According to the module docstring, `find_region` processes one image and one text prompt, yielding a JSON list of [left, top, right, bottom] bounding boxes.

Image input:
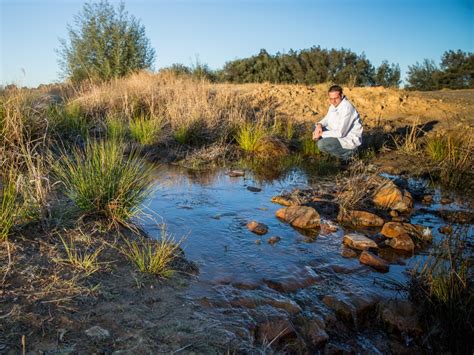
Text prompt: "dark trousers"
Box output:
[[317, 137, 355, 160]]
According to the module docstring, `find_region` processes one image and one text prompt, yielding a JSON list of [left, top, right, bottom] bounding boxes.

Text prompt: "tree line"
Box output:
[[57, 1, 473, 91]]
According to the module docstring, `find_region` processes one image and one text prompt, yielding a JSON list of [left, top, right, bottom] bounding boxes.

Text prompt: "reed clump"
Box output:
[[119, 226, 180, 277], [406, 228, 473, 353], [53, 139, 152, 224]]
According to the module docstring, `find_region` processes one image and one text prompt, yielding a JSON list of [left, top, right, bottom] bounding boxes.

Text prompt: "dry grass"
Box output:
[[392, 118, 424, 154], [336, 159, 382, 211]]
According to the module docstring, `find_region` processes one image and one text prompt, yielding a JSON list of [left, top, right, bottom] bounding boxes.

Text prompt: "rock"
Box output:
[[359, 251, 389, 272], [247, 221, 269, 235], [228, 170, 245, 177], [300, 316, 329, 348], [267, 236, 281, 245], [438, 225, 453, 234], [343, 233, 378, 250], [247, 186, 262, 192], [85, 326, 110, 340], [391, 216, 409, 222], [440, 197, 453, 205], [422, 195, 433, 204], [337, 210, 384, 227], [323, 293, 380, 327], [341, 247, 358, 258], [390, 210, 398, 217], [271, 195, 297, 206], [373, 181, 413, 213], [255, 239, 262, 245], [320, 221, 339, 234], [381, 222, 432, 244], [256, 317, 295, 343], [263, 267, 320, 293], [276, 206, 320, 229], [380, 299, 422, 335], [385, 233, 415, 252]]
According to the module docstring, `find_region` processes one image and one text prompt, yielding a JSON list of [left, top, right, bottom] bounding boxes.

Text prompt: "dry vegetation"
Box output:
[[1, 70, 473, 352]]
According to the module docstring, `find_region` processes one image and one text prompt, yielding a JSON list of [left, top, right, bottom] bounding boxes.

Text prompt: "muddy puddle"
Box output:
[[141, 163, 473, 352]]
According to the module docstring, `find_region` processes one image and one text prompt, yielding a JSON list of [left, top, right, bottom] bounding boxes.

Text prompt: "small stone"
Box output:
[[228, 170, 245, 177], [255, 239, 262, 245], [341, 247, 358, 258], [267, 236, 281, 245], [390, 210, 398, 217], [247, 221, 269, 235], [343, 233, 378, 250], [320, 221, 339, 234], [247, 186, 262, 192], [271, 195, 297, 206], [359, 250, 389, 272], [440, 197, 453, 205], [438, 225, 453, 234], [422, 195, 433, 204], [85, 326, 110, 340]]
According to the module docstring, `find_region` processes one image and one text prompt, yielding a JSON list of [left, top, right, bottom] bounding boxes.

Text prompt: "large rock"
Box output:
[[271, 195, 297, 206], [381, 222, 432, 244], [247, 221, 269, 235], [337, 210, 384, 227], [373, 181, 413, 213], [380, 299, 422, 335], [276, 206, 320, 229], [359, 250, 389, 272], [300, 316, 329, 348], [323, 293, 380, 327], [343, 233, 378, 250], [385, 233, 415, 252], [256, 316, 295, 343]]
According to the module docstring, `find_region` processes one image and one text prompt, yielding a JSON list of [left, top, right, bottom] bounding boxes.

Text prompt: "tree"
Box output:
[[438, 50, 474, 89], [406, 59, 441, 91], [58, 1, 156, 83], [374, 61, 401, 88]]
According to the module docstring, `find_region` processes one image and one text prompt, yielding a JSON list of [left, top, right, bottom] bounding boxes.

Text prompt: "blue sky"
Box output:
[[1, 0, 473, 87]]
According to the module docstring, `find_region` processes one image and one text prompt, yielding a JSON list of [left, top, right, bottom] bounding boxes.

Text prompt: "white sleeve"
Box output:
[[317, 112, 329, 127], [321, 105, 354, 139]]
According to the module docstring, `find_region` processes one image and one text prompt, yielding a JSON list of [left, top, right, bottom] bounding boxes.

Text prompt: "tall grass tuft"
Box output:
[[300, 134, 320, 156], [119, 226, 180, 277], [53, 139, 152, 224], [49, 103, 89, 140], [55, 234, 103, 276], [406, 228, 473, 353], [426, 134, 472, 189], [235, 121, 267, 153], [129, 114, 163, 145], [0, 174, 17, 241], [392, 118, 423, 154], [106, 115, 128, 141]]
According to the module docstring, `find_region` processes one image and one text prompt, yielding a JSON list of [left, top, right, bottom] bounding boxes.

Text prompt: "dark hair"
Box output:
[[328, 85, 343, 95]]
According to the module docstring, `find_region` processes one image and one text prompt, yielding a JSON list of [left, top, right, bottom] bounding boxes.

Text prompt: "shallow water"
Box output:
[[140, 163, 473, 349], [143, 165, 471, 291]]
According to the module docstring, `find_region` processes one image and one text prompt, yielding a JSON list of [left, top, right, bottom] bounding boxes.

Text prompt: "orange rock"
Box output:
[[386, 233, 415, 252], [337, 210, 384, 227], [373, 181, 413, 213], [247, 221, 269, 235], [275, 206, 320, 229], [381, 222, 431, 243], [343, 233, 378, 250]]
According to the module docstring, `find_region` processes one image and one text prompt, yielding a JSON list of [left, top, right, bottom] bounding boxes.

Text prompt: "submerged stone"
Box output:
[[359, 250, 389, 273]]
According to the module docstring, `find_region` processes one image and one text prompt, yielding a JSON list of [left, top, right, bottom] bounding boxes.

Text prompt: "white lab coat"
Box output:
[[318, 96, 363, 149]]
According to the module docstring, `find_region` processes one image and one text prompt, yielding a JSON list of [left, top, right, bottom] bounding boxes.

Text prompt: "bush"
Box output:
[[54, 139, 152, 223], [58, 1, 155, 83]]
